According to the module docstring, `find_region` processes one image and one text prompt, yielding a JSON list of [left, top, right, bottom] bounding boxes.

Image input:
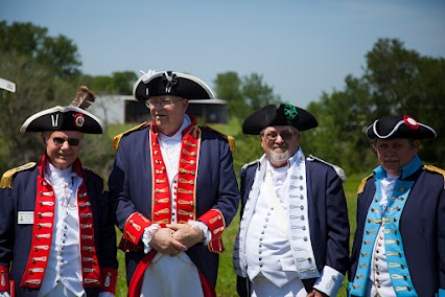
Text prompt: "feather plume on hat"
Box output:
[[71, 85, 95, 109]]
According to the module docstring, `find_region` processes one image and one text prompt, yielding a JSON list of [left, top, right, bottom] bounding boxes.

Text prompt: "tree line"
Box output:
[[1, 21, 444, 177]]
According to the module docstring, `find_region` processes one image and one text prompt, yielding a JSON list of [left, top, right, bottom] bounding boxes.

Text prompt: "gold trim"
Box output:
[[1, 162, 36, 189], [357, 173, 373, 194], [112, 121, 149, 150], [423, 164, 445, 177]]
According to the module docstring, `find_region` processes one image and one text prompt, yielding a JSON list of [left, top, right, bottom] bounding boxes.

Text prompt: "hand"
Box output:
[[167, 223, 204, 249], [149, 227, 186, 255], [307, 289, 328, 297]]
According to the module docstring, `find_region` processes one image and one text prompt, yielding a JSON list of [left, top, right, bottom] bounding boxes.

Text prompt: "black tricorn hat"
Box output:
[[133, 70, 215, 101], [242, 103, 318, 135], [20, 106, 103, 134], [366, 115, 436, 139]]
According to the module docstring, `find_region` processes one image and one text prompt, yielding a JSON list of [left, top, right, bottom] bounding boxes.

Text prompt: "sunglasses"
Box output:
[[51, 137, 81, 146]]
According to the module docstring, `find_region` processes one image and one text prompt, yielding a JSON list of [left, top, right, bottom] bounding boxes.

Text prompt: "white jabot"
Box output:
[[39, 163, 84, 297], [244, 150, 307, 295], [141, 115, 205, 297], [367, 174, 398, 297], [158, 114, 191, 197], [235, 148, 344, 296]]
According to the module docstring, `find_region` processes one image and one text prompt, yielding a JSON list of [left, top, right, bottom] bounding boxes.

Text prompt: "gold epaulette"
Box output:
[[112, 121, 150, 151], [423, 164, 445, 177], [0, 162, 37, 189], [357, 173, 373, 194], [203, 126, 235, 152]]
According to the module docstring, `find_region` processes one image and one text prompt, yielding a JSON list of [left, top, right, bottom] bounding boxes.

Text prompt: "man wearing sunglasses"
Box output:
[[0, 87, 117, 297], [233, 104, 350, 297]]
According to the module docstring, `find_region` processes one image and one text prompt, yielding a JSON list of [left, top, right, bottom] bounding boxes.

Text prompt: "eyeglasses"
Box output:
[[51, 137, 81, 146], [147, 97, 184, 107], [261, 130, 297, 142]]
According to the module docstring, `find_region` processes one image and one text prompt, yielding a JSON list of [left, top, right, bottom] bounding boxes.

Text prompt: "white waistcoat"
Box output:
[[141, 115, 204, 297], [366, 176, 397, 297], [234, 149, 319, 283], [39, 164, 84, 297], [246, 165, 303, 288]]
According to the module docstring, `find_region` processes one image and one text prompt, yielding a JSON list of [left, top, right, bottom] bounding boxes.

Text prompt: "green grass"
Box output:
[[114, 174, 364, 297]]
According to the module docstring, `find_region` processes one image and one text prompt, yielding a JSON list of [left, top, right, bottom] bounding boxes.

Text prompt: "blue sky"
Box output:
[[2, 0, 445, 107]]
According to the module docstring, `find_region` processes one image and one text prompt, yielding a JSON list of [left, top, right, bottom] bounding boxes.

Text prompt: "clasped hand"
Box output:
[[149, 224, 204, 256]]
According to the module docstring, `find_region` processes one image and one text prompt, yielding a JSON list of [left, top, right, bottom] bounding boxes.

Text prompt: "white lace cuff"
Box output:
[[142, 224, 160, 254], [187, 220, 212, 245], [313, 265, 344, 296]]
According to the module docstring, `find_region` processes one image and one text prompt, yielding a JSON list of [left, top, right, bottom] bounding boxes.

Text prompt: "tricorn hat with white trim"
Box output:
[[242, 103, 318, 135], [133, 70, 215, 101], [20, 86, 103, 134], [366, 115, 436, 139]]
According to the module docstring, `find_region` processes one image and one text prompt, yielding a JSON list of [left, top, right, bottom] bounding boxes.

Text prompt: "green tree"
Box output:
[[0, 52, 75, 173], [0, 21, 81, 78], [214, 71, 249, 118], [304, 38, 445, 173], [242, 73, 281, 110], [78, 71, 137, 95], [214, 71, 281, 119]]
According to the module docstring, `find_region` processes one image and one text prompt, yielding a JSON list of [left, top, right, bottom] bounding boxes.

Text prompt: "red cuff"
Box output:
[[198, 209, 226, 239], [198, 209, 226, 253], [101, 267, 117, 294], [0, 264, 9, 292], [123, 212, 152, 246]]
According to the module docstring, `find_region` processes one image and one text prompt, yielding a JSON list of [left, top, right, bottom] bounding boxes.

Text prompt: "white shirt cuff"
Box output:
[[142, 224, 160, 254], [313, 265, 344, 296], [187, 220, 212, 245]]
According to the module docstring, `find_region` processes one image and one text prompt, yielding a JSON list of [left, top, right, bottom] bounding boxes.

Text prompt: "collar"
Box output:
[[158, 114, 191, 143], [374, 154, 422, 180], [45, 162, 77, 186]]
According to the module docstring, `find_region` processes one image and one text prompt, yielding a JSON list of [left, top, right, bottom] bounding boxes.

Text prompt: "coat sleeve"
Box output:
[[438, 185, 445, 296], [108, 140, 152, 250], [198, 139, 240, 251], [95, 189, 118, 294], [313, 168, 350, 296], [235, 165, 251, 297], [0, 187, 13, 293]]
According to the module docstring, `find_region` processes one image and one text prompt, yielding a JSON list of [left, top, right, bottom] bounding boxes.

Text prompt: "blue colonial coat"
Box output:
[[349, 157, 445, 297], [108, 125, 240, 287], [0, 162, 118, 297], [235, 156, 350, 296]]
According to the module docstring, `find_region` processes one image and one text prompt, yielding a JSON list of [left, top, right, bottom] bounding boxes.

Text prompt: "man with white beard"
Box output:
[[233, 103, 350, 297]]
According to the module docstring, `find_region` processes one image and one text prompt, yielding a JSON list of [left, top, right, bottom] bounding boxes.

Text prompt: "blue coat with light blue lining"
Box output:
[[349, 155, 445, 297]]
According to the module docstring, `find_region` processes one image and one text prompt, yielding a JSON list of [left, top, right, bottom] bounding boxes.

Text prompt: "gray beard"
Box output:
[[268, 150, 291, 164]]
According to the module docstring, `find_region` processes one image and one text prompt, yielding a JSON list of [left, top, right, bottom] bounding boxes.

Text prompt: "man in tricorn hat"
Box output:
[[109, 70, 239, 297], [349, 115, 445, 297], [0, 87, 117, 297], [233, 103, 350, 297]]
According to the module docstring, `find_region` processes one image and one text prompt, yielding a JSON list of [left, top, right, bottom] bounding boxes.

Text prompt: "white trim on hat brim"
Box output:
[[133, 70, 215, 99], [20, 105, 104, 134], [370, 119, 437, 139]]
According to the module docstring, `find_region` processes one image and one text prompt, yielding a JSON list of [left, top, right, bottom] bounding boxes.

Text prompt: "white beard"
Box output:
[[268, 150, 291, 164]]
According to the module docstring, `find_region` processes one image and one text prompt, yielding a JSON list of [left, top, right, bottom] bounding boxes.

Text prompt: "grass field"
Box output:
[[114, 174, 364, 297]]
